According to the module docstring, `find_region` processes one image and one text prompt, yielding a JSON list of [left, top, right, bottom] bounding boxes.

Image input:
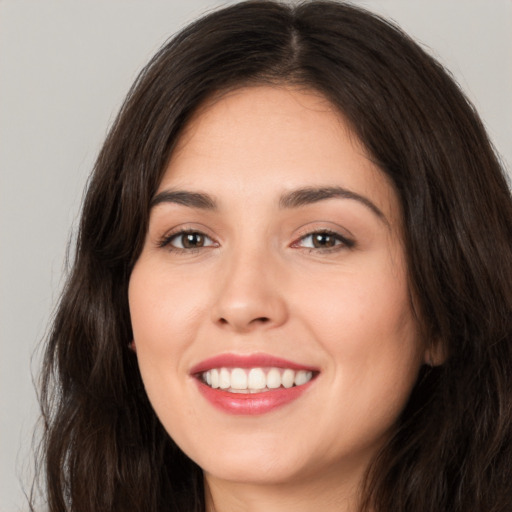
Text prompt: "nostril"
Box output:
[[217, 316, 270, 328], [251, 317, 270, 324]]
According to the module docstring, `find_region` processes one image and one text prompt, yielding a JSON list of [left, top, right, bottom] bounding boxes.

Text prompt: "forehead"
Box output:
[[172, 86, 351, 166], [160, 86, 400, 224]]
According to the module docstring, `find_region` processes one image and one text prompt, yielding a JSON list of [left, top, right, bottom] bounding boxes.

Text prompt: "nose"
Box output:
[[211, 246, 288, 333]]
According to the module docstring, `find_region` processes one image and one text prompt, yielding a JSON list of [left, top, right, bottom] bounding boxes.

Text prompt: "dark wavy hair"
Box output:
[[35, 1, 512, 511]]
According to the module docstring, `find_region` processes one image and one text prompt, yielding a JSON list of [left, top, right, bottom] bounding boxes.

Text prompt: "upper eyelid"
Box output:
[[292, 229, 355, 248], [292, 223, 355, 242], [156, 225, 355, 249], [159, 228, 216, 248], [158, 223, 215, 240]]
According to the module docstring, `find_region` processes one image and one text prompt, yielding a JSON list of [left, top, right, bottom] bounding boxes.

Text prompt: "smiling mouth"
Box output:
[[199, 367, 316, 393]]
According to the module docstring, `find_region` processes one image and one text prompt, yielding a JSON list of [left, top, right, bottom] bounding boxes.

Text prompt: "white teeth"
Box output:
[[248, 368, 266, 389], [201, 367, 314, 392], [219, 368, 230, 389], [210, 368, 219, 388], [295, 370, 312, 386], [230, 368, 247, 390], [282, 368, 295, 388], [266, 368, 281, 389]]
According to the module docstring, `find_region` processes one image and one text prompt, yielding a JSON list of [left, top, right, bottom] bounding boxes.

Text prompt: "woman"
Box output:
[[36, 1, 512, 511]]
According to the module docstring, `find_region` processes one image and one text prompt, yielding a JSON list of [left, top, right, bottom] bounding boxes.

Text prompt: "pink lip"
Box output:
[[190, 353, 319, 416], [190, 353, 318, 374], [195, 380, 314, 415]]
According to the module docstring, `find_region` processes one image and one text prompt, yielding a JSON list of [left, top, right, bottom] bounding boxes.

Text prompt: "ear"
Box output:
[[128, 340, 137, 353], [424, 339, 446, 367]]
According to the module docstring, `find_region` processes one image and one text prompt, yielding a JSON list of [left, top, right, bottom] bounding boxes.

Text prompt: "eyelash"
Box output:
[[291, 229, 355, 252], [158, 229, 217, 253], [158, 228, 355, 254]]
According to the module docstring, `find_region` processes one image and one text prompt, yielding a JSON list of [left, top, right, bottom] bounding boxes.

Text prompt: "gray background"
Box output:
[[1, 0, 510, 510]]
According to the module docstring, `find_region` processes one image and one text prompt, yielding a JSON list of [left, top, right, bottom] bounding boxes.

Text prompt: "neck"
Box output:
[[204, 461, 367, 512]]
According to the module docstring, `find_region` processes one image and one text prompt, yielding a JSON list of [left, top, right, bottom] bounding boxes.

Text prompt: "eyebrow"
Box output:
[[279, 186, 387, 223], [150, 190, 217, 210], [150, 185, 387, 224]]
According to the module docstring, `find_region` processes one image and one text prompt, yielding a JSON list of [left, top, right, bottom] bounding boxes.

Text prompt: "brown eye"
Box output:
[[181, 232, 206, 248], [163, 230, 216, 250], [294, 230, 355, 251], [311, 233, 337, 248]]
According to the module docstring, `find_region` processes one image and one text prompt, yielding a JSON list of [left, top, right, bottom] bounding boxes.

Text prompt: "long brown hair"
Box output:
[[36, 1, 512, 511]]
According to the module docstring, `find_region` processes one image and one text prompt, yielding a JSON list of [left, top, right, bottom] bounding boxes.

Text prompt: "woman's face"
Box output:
[[129, 86, 428, 488]]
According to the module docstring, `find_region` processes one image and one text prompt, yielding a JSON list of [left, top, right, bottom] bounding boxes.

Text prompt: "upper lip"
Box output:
[[190, 353, 319, 375]]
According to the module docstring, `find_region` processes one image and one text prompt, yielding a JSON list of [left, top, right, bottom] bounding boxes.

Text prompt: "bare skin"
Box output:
[[129, 86, 430, 512]]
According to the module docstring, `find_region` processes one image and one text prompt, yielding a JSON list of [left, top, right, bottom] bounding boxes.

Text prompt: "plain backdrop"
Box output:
[[1, 0, 511, 510]]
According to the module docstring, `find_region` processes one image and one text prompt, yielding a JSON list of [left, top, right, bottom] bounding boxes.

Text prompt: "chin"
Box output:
[[190, 441, 309, 485]]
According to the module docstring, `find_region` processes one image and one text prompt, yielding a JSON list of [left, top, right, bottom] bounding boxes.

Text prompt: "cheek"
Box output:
[[128, 262, 192, 414], [297, 250, 416, 348], [302, 283, 421, 453], [296, 252, 423, 403], [309, 285, 420, 379], [129, 259, 205, 355], [128, 263, 201, 428]]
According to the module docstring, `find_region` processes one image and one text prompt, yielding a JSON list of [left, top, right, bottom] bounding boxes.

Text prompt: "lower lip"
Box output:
[[195, 379, 314, 415]]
